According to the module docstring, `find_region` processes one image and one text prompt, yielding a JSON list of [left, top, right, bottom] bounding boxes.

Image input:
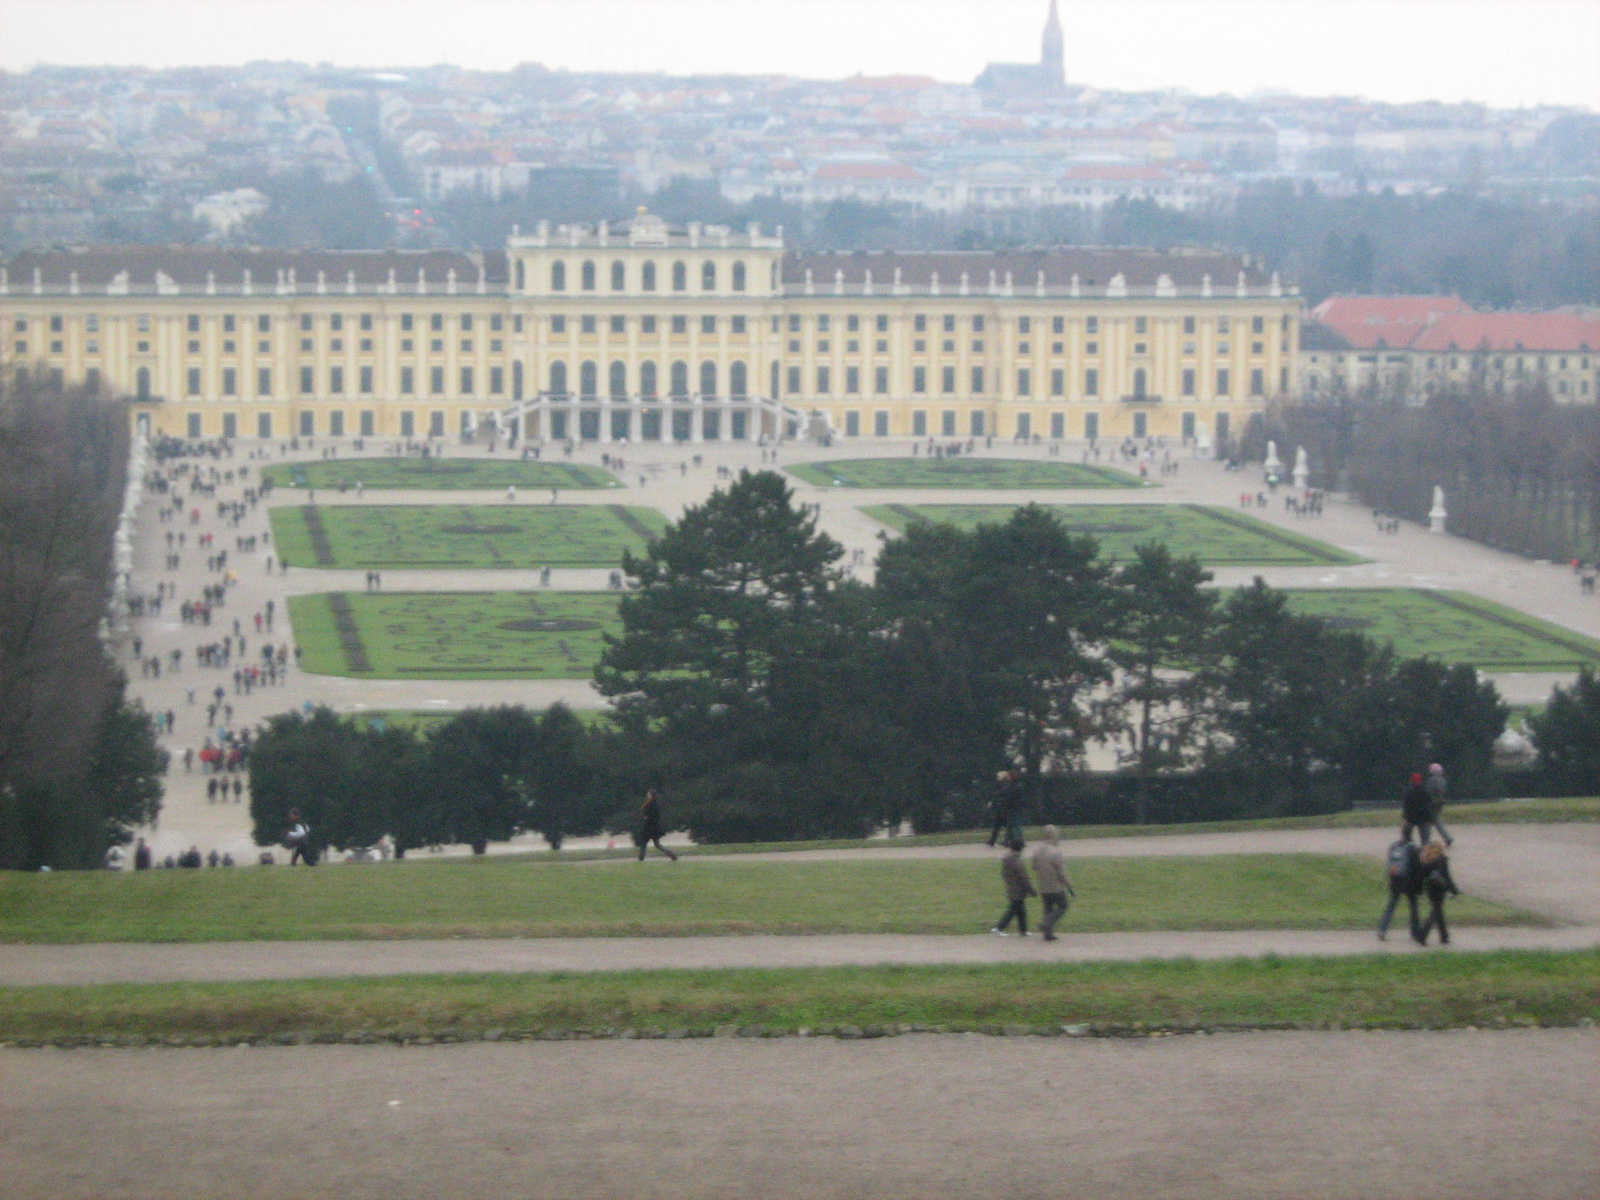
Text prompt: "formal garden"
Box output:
[[261, 458, 620, 492], [1282, 589, 1600, 672], [785, 457, 1143, 489], [286, 591, 620, 679], [269, 503, 668, 569], [866, 502, 1363, 566]]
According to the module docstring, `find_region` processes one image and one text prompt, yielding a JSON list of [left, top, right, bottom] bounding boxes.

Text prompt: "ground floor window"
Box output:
[[844, 411, 860, 437], [874, 410, 889, 437], [912, 410, 927, 436], [187, 412, 202, 438], [1084, 412, 1099, 440]]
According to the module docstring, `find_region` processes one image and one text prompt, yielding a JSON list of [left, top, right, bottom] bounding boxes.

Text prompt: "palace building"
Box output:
[[0, 213, 1299, 446]]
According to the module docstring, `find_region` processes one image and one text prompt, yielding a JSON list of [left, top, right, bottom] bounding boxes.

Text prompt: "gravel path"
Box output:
[[3, 825, 1595, 986], [4, 1030, 1596, 1200]]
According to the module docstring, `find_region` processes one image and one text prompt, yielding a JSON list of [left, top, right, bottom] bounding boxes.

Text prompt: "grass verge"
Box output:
[[502, 797, 1600, 864], [3, 950, 1594, 1044], [0, 854, 1541, 944]]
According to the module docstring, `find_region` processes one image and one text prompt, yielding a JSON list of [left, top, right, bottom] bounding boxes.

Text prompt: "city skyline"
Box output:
[[3, 0, 1598, 111]]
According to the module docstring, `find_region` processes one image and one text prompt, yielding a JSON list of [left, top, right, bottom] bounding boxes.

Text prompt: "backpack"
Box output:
[[1386, 841, 1416, 879]]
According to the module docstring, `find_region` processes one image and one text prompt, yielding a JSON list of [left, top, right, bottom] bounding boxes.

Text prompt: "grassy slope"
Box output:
[[0, 854, 1539, 944], [4, 951, 1595, 1042]]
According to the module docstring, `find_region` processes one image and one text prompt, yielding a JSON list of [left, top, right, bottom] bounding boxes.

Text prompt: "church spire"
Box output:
[[1042, 0, 1065, 89]]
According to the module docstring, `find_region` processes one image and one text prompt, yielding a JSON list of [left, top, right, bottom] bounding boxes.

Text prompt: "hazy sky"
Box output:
[[3, 0, 1597, 109]]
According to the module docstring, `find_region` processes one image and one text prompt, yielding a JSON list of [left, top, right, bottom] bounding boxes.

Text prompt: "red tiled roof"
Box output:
[[1308, 294, 1471, 349], [1410, 312, 1600, 353]]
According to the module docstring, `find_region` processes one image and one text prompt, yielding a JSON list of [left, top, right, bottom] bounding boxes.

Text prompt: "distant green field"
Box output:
[[269, 504, 668, 569], [262, 458, 619, 492], [867, 502, 1362, 566], [787, 458, 1142, 489], [1282, 588, 1600, 672], [288, 591, 620, 679]]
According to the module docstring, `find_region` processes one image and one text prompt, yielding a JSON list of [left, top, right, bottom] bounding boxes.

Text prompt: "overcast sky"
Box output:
[[2, 0, 1597, 110]]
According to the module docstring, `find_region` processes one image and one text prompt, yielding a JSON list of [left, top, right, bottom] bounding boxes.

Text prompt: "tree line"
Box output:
[[1245, 380, 1600, 563], [0, 374, 167, 870]]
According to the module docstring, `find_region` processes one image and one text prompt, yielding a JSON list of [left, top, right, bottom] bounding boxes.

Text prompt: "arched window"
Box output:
[[770, 361, 779, 397], [730, 361, 748, 398], [611, 261, 625, 291], [642, 261, 657, 292], [701, 261, 716, 291], [581, 261, 596, 291], [770, 262, 778, 289], [580, 360, 598, 398], [700, 361, 718, 397], [731, 261, 746, 292], [670, 360, 689, 399], [549, 361, 568, 397], [671, 261, 687, 292], [515, 260, 526, 291], [640, 361, 658, 398], [1133, 367, 1148, 399], [136, 366, 151, 401], [609, 360, 627, 399], [512, 360, 524, 401], [551, 262, 566, 292]]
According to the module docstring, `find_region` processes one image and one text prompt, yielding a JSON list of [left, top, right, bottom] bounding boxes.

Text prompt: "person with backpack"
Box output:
[[1377, 833, 1423, 941], [636, 789, 678, 862], [1415, 842, 1461, 945], [1400, 772, 1435, 844], [1030, 826, 1076, 941], [1424, 763, 1454, 847], [986, 769, 1024, 848], [991, 839, 1037, 937]]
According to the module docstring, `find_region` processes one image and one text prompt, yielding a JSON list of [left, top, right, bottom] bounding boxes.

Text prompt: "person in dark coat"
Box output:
[[1400, 772, 1435, 843], [986, 769, 1024, 848], [637, 788, 678, 862], [1377, 832, 1423, 941], [1414, 842, 1461, 945], [990, 839, 1037, 937]]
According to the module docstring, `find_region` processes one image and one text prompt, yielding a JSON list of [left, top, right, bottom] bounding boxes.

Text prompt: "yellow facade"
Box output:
[[1, 217, 1299, 446]]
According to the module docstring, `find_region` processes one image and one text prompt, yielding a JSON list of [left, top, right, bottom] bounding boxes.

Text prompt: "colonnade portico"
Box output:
[[489, 392, 806, 445]]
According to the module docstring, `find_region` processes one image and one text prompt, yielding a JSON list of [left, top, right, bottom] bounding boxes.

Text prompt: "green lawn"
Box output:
[[261, 458, 620, 492], [269, 504, 668, 569], [867, 502, 1363, 566], [786, 458, 1143, 489], [1282, 588, 1600, 672], [0, 854, 1538, 944], [287, 591, 620, 679], [5, 950, 1594, 1043]]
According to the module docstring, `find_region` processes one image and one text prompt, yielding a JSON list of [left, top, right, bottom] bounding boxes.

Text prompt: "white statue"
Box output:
[[1429, 486, 1447, 534], [1293, 445, 1309, 490]]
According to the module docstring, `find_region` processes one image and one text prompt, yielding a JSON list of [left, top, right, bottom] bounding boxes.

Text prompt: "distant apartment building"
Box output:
[[1300, 295, 1600, 402], [1, 215, 1298, 448]]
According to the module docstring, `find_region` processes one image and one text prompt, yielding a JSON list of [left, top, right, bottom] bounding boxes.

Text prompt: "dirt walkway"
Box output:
[[4, 1030, 1595, 1200], [3, 825, 1595, 987]]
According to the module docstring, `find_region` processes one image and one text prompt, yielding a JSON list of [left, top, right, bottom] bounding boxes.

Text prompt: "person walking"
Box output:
[[132, 837, 152, 871], [991, 839, 1037, 937], [986, 768, 1024, 847], [1029, 826, 1076, 941], [636, 789, 678, 862], [1414, 842, 1460, 945], [1400, 772, 1435, 844], [1377, 832, 1423, 941], [1424, 763, 1454, 847], [285, 808, 315, 866]]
